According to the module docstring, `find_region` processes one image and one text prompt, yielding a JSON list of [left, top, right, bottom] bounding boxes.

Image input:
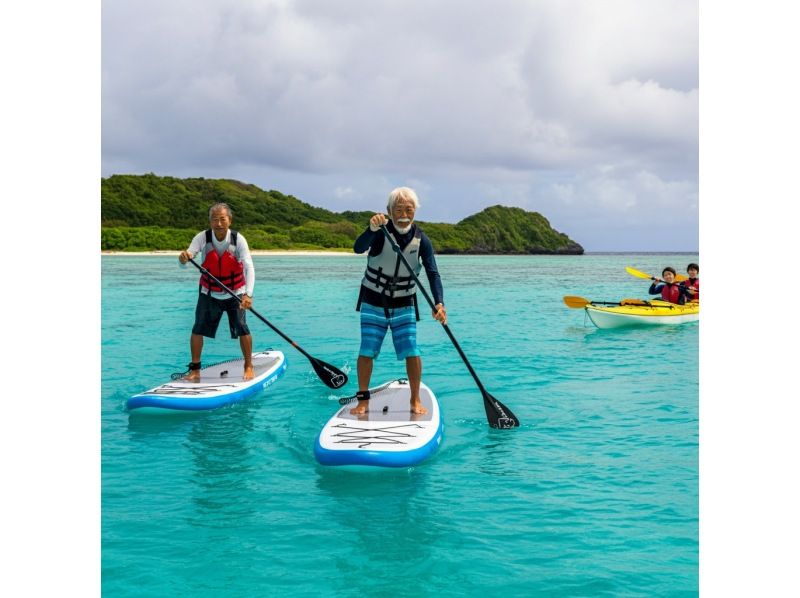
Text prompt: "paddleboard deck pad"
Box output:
[[314, 379, 443, 468], [127, 350, 287, 413]]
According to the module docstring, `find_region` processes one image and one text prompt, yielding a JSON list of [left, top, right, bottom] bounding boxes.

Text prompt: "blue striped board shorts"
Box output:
[[359, 303, 421, 360]]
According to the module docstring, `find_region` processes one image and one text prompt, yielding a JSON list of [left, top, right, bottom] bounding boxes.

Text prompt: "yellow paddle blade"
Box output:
[[626, 266, 653, 280], [626, 266, 688, 282], [563, 295, 590, 309]]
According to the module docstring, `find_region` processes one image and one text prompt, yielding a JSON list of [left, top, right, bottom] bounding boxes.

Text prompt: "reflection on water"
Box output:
[[314, 467, 442, 593], [475, 429, 532, 478], [127, 410, 211, 437], [127, 404, 260, 528], [184, 406, 258, 527]]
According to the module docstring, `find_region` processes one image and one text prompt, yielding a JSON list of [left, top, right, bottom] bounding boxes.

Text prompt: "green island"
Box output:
[[101, 174, 584, 254]]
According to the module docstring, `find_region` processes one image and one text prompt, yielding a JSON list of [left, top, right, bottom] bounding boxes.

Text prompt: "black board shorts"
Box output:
[[192, 293, 251, 339]]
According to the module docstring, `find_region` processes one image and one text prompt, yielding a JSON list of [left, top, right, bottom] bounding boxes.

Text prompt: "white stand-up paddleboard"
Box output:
[[314, 379, 443, 468], [127, 350, 287, 413]]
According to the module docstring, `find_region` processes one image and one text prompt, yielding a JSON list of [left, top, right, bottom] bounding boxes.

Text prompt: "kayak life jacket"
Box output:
[[684, 277, 700, 301], [660, 282, 685, 305], [358, 226, 423, 318], [199, 229, 245, 294]]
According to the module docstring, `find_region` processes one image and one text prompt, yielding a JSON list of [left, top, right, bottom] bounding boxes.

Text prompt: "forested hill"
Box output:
[[101, 174, 584, 254]]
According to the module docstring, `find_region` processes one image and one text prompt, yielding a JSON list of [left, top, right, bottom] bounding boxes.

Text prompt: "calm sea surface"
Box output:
[[102, 253, 699, 597]]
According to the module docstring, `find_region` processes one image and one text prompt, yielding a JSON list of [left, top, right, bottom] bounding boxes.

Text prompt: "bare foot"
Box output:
[[410, 398, 428, 415], [184, 370, 200, 382], [243, 365, 254, 381], [349, 400, 368, 415]]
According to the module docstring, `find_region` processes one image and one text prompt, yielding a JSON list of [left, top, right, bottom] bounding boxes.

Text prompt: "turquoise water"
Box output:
[[102, 253, 699, 597]]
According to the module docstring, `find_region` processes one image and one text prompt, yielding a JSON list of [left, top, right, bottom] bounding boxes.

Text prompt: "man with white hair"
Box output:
[[351, 187, 447, 415]]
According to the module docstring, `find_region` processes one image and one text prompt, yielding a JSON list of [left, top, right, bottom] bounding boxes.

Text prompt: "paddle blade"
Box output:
[[310, 358, 348, 389], [626, 266, 653, 280], [563, 295, 591, 309], [483, 392, 520, 429], [627, 266, 688, 283]]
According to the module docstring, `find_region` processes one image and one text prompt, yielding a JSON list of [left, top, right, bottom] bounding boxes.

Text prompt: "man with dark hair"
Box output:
[[178, 203, 256, 380]]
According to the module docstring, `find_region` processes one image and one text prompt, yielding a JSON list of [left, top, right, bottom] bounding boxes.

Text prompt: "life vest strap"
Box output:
[[364, 266, 417, 292], [204, 229, 238, 246]]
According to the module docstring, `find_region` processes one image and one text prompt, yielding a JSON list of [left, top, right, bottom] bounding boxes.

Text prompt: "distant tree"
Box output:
[[101, 175, 583, 254]]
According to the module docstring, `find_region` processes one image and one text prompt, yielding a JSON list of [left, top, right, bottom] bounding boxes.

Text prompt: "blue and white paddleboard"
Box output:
[[314, 379, 443, 468], [127, 350, 287, 413]]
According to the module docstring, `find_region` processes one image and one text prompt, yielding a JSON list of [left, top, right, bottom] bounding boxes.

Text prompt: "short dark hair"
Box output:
[[687, 263, 699, 272], [662, 266, 677, 276], [209, 202, 232, 219]]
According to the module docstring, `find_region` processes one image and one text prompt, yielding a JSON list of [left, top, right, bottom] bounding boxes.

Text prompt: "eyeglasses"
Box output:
[[392, 205, 416, 215]]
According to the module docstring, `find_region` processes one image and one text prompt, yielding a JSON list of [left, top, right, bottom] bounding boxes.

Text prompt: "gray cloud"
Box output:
[[102, 0, 698, 250]]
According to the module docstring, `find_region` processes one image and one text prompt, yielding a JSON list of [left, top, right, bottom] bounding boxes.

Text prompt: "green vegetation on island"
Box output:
[[101, 174, 584, 254]]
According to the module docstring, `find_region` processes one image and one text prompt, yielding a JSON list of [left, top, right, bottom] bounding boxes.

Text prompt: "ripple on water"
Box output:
[[103, 254, 698, 596]]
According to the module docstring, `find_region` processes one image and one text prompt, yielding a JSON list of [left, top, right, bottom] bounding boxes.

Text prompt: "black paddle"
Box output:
[[187, 257, 348, 389], [379, 225, 520, 429]]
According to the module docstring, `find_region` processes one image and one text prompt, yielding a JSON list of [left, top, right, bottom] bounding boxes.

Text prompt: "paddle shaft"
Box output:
[[378, 225, 518, 427], [188, 257, 314, 362], [587, 300, 641, 306], [378, 227, 485, 388], [563, 296, 650, 309], [186, 257, 348, 389], [187, 258, 347, 388]]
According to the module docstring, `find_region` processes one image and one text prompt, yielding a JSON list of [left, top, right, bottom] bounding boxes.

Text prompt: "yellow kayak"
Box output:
[[585, 299, 699, 329]]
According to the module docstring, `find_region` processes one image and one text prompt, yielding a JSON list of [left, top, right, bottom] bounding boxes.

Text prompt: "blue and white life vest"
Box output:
[[361, 227, 422, 299]]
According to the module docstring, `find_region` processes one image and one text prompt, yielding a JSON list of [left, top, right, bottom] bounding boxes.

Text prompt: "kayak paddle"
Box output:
[[379, 225, 520, 429], [626, 266, 687, 283], [187, 257, 348, 389], [563, 296, 650, 309]]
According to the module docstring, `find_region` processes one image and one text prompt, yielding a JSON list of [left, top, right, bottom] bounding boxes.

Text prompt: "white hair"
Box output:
[[386, 187, 420, 214]]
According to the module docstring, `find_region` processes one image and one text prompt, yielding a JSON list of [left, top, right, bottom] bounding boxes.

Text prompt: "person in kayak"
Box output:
[[682, 263, 699, 302], [648, 267, 693, 305], [178, 203, 256, 381], [351, 187, 447, 416]]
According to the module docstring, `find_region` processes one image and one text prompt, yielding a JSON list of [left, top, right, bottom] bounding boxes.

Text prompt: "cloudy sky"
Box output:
[[102, 0, 698, 251]]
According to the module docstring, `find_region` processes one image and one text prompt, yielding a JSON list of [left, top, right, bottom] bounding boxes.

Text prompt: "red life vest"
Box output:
[[660, 282, 683, 304], [199, 230, 245, 293], [685, 277, 699, 301]]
